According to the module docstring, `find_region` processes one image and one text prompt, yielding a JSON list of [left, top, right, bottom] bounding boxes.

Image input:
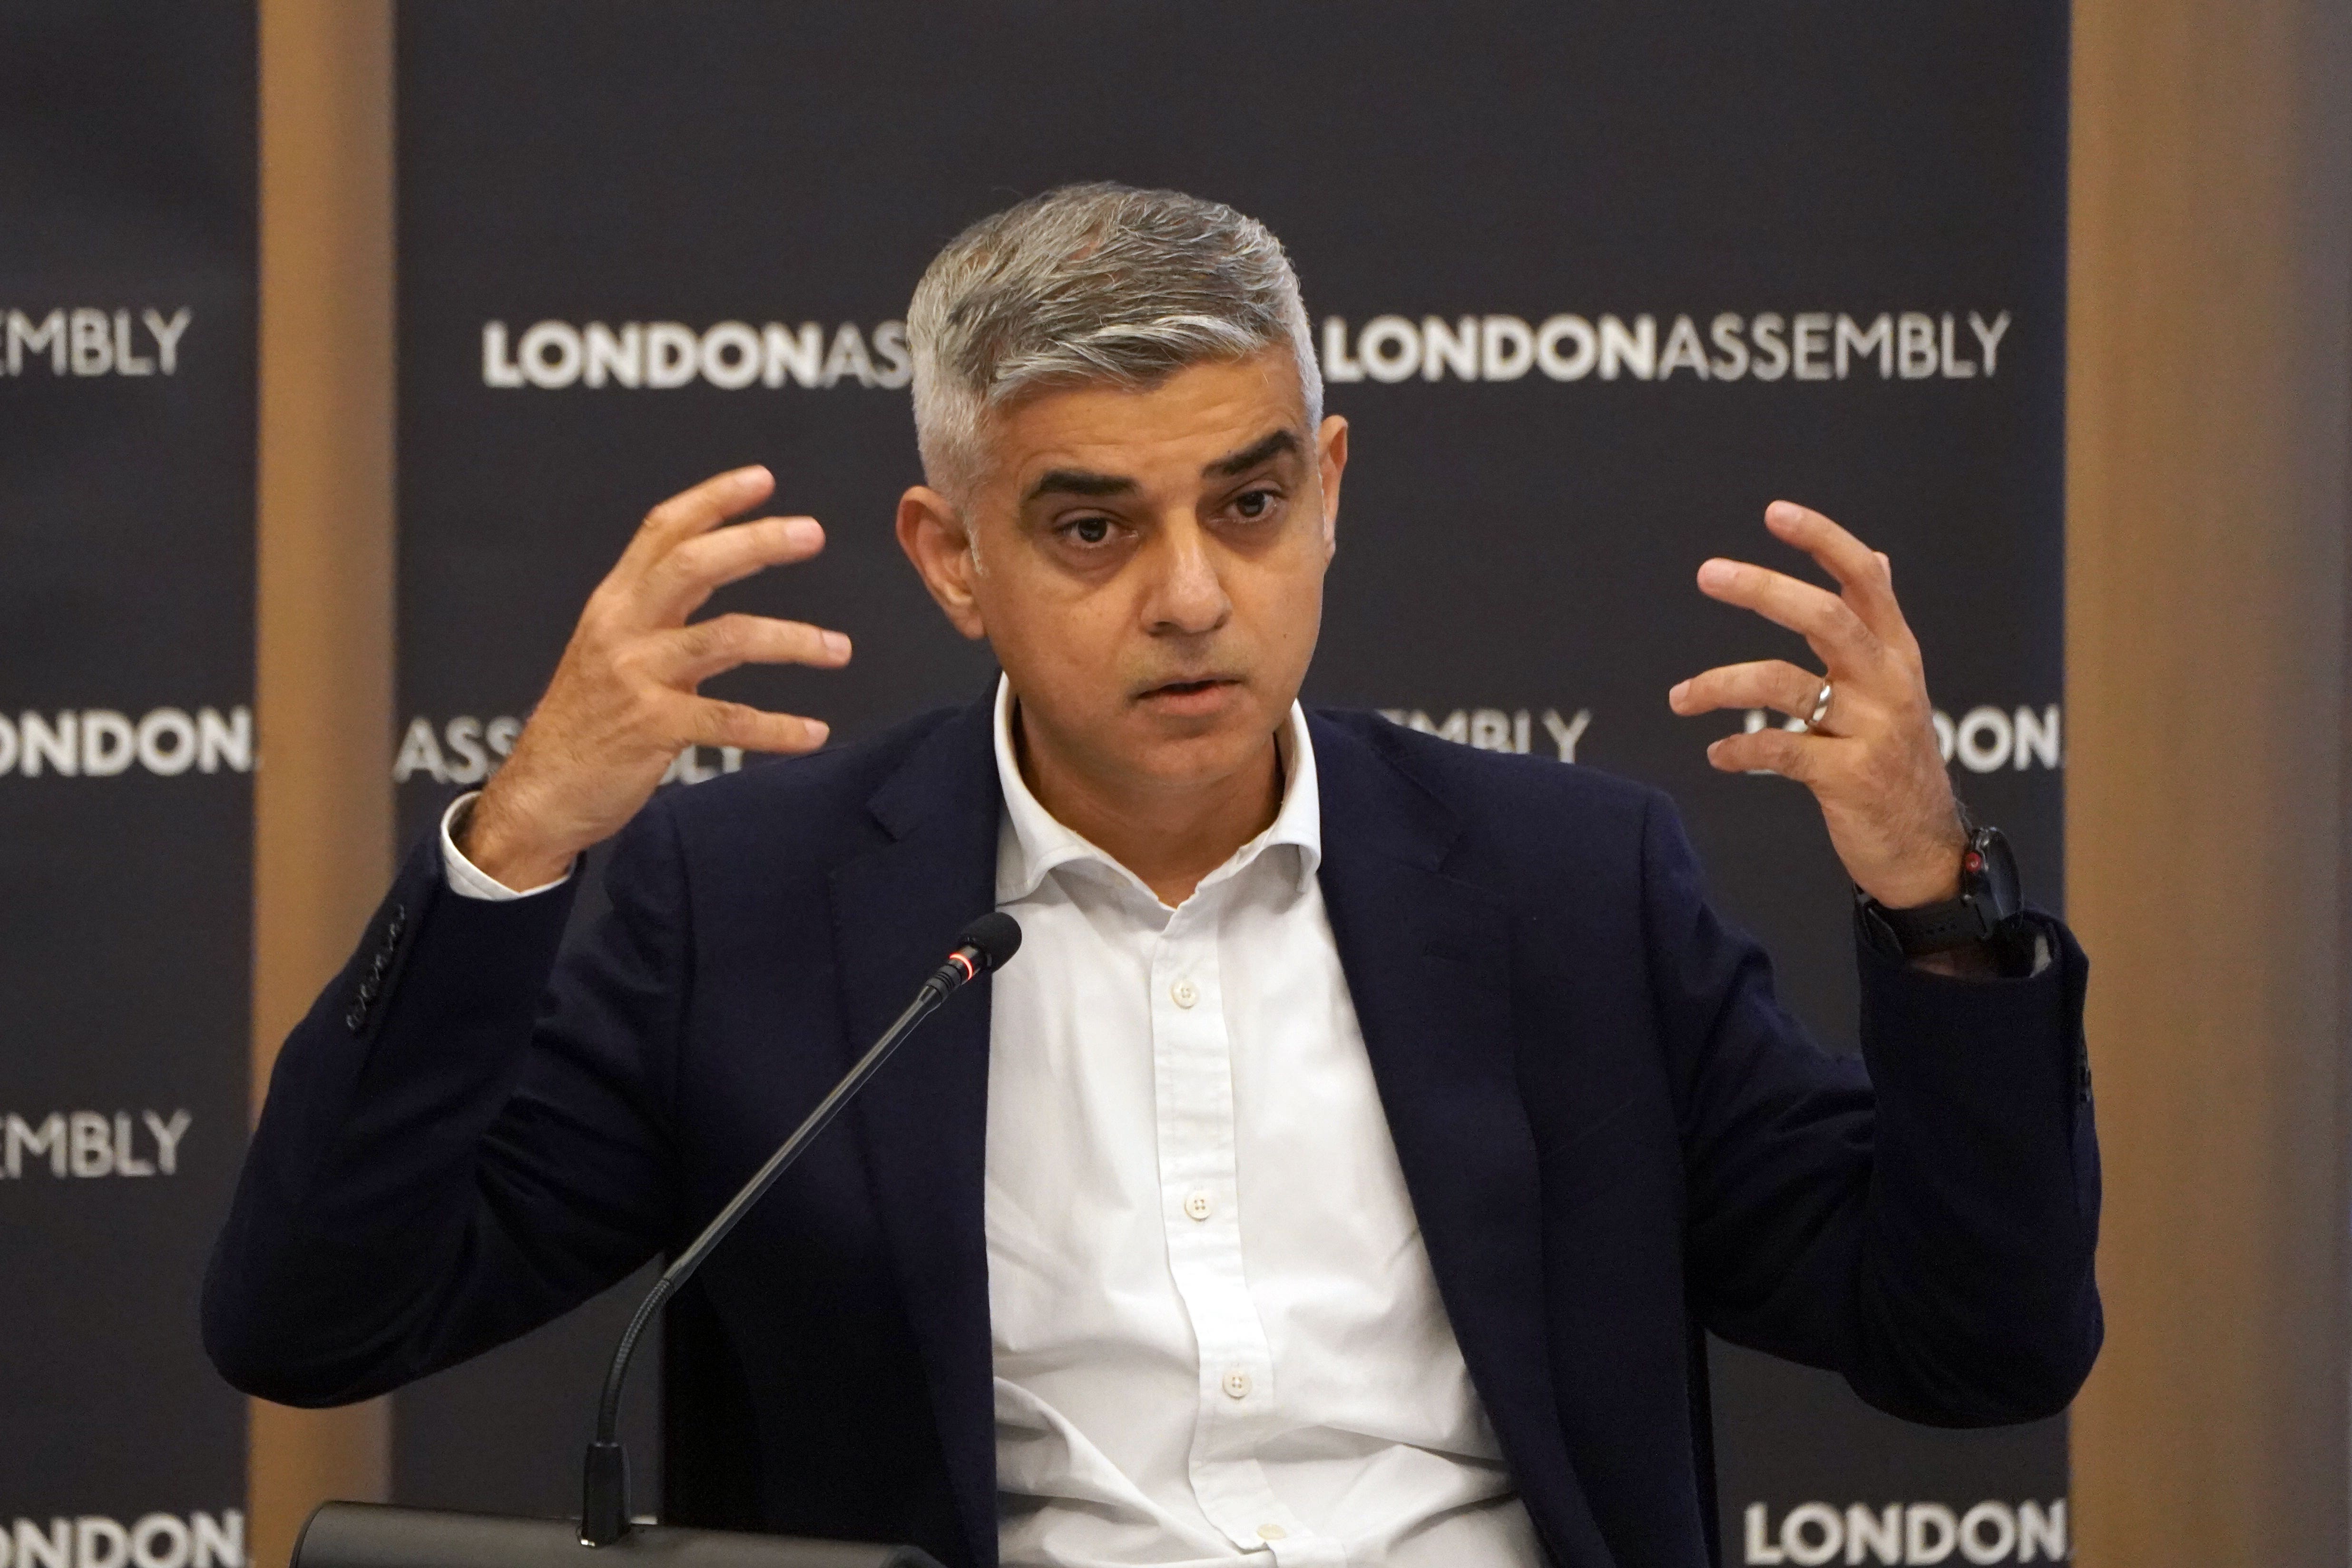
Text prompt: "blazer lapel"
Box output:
[[829, 695, 1005, 1568], [1307, 714, 1615, 1566]]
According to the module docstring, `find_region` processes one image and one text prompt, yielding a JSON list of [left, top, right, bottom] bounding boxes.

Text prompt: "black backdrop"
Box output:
[[391, 4, 2070, 1560], [0, 1, 257, 1555]]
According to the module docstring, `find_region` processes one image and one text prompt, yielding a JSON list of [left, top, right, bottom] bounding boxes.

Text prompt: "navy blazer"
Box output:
[[204, 696, 2101, 1568]]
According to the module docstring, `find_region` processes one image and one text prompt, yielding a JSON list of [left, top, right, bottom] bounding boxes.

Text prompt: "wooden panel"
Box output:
[[250, 0, 396, 1562], [2066, 1, 2351, 1562]]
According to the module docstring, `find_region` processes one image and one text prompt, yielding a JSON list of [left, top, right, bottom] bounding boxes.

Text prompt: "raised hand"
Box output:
[[460, 465, 850, 889], [1667, 500, 1964, 911]]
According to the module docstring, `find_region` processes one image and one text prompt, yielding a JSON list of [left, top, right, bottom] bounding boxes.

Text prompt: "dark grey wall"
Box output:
[[0, 0, 256, 1547], [389, 3, 2070, 1557]]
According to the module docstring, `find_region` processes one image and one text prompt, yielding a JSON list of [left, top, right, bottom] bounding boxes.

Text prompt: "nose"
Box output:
[[1144, 514, 1231, 637]]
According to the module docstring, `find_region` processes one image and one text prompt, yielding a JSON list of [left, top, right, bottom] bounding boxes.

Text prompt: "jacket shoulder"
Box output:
[[648, 702, 968, 866]]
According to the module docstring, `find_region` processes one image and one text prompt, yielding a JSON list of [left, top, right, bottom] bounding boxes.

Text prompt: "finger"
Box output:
[[639, 515, 825, 623], [1762, 500, 1909, 645], [615, 465, 777, 578], [1704, 726, 1842, 781], [649, 613, 852, 686], [1668, 659, 1823, 720], [1695, 557, 1883, 671], [679, 696, 830, 755]]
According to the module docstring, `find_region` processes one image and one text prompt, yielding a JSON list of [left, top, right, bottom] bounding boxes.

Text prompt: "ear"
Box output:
[[1315, 414, 1350, 559], [896, 485, 989, 640]]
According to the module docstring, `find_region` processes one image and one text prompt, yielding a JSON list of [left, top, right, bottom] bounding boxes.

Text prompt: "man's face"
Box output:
[[897, 347, 1347, 799]]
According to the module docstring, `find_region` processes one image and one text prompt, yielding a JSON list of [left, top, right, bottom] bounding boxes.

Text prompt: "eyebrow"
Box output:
[[1204, 428, 1301, 478], [1021, 427, 1304, 503], [1024, 468, 1137, 502]]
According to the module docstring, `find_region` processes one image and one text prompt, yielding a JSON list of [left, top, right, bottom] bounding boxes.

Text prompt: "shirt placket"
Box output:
[[1150, 882, 1345, 1567]]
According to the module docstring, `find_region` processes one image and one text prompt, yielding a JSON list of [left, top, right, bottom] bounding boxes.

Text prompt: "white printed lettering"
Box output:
[[1598, 313, 1654, 380], [1656, 314, 1710, 379], [480, 322, 524, 387], [1319, 316, 1363, 382], [1968, 310, 2011, 376], [113, 310, 155, 375], [1421, 315, 1477, 381], [1834, 313, 1892, 378], [144, 308, 192, 374]]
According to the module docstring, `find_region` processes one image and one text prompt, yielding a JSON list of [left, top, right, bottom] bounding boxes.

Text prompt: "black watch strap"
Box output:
[[1868, 895, 1996, 953], [1856, 826, 2024, 959]]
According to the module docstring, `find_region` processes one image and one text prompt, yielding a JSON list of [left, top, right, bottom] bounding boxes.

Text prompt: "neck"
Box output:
[[1014, 707, 1285, 907]]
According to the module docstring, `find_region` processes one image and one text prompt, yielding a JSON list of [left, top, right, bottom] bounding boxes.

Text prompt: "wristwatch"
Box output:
[[1855, 824, 2025, 961]]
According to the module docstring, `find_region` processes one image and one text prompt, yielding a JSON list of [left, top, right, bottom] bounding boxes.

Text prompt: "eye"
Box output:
[[1065, 516, 1112, 545], [1234, 488, 1278, 520]]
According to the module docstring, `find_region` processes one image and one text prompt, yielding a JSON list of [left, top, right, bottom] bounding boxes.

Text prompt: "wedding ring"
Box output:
[[1801, 678, 1833, 733]]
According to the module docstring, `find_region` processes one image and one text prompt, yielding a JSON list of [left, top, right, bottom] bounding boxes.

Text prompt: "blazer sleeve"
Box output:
[[1643, 794, 2103, 1425], [201, 800, 693, 1407]]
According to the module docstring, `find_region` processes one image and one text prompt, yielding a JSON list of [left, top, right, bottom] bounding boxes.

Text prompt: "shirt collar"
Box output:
[[991, 673, 1322, 907]]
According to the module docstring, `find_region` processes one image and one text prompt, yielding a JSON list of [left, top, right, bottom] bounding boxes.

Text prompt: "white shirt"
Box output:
[[441, 681, 1539, 1568]]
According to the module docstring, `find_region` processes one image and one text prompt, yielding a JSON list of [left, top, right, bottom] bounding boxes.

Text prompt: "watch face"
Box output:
[[1964, 826, 2023, 920]]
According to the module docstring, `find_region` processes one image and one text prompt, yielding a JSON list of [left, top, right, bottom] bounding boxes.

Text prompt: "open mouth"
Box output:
[[1137, 675, 1242, 707]]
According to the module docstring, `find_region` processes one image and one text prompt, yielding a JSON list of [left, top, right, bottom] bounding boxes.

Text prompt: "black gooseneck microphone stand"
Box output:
[[581, 911, 1023, 1546], [287, 911, 1021, 1568]]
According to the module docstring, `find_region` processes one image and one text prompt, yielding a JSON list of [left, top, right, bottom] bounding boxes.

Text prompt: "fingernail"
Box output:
[[1766, 500, 1802, 526], [806, 719, 830, 744], [1697, 559, 1735, 590], [1669, 680, 1690, 706], [737, 464, 772, 485], [823, 630, 850, 658], [787, 518, 823, 546]]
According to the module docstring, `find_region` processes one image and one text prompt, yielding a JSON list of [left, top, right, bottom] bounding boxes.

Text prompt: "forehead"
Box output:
[[984, 350, 1309, 495]]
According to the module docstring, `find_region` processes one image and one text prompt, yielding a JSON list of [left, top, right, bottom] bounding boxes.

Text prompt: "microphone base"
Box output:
[[581, 1440, 630, 1546], [294, 1502, 943, 1568]]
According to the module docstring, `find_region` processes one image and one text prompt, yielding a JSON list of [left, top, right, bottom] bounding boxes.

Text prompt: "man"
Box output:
[[206, 185, 2099, 1568]]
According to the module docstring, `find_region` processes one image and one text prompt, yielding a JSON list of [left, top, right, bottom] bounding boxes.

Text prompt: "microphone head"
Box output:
[[954, 911, 1023, 975]]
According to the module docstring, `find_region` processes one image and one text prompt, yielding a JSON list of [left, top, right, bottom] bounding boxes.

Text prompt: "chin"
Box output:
[[1121, 714, 1276, 789]]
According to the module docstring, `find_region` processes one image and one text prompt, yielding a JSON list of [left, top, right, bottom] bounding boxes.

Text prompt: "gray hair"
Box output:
[[906, 182, 1323, 501]]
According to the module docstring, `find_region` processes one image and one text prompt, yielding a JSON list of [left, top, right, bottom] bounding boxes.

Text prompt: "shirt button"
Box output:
[[1256, 1525, 1287, 1541], [1222, 1369, 1251, 1400], [1184, 1191, 1213, 1221], [1170, 978, 1199, 1009]]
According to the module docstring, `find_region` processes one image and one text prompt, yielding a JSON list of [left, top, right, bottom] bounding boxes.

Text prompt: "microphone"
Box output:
[[581, 911, 1021, 1543], [291, 911, 1023, 1568]]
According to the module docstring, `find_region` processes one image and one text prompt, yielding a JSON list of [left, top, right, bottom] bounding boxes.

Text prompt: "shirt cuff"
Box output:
[[439, 792, 574, 902]]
